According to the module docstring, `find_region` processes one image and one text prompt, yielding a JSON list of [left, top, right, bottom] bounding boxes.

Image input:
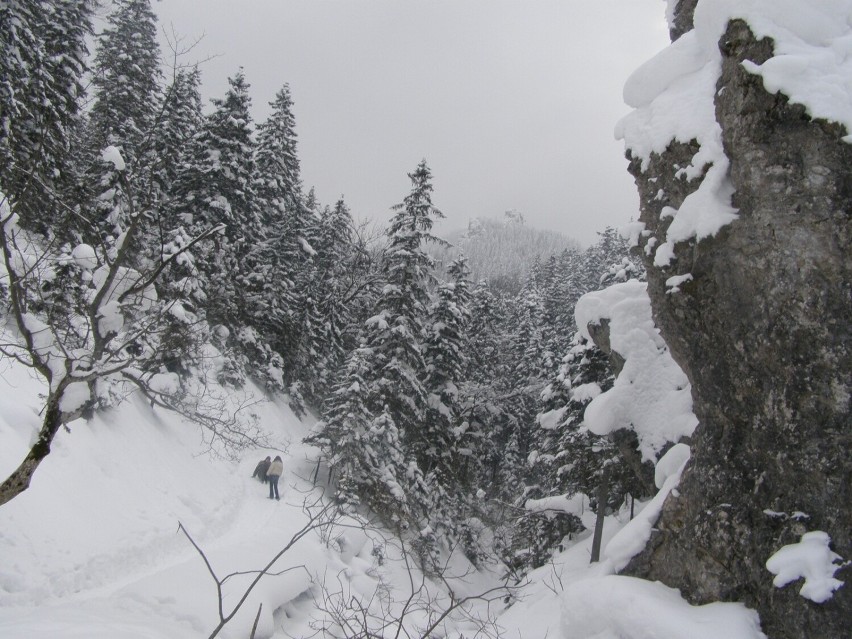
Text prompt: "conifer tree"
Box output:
[[237, 87, 327, 384], [423, 256, 472, 480], [90, 0, 162, 162], [153, 67, 203, 197], [170, 70, 258, 332], [254, 85, 301, 224], [308, 348, 408, 519], [302, 199, 357, 398], [0, 0, 93, 234], [312, 161, 443, 527], [366, 160, 443, 469]]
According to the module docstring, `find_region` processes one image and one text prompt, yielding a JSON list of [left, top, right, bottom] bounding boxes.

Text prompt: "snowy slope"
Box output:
[[0, 353, 320, 637], [0, 346, 504, 638], [0, 348, 768, 639]]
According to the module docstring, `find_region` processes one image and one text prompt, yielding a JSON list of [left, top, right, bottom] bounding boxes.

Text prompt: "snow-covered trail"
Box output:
[[0, 359, 338, 638]]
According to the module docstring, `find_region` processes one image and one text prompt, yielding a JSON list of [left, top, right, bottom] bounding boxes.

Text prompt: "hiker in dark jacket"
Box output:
[[252, 456, 271, 483], [267, 456, 284, 500]]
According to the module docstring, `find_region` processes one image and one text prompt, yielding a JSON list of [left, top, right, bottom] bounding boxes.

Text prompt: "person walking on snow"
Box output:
[[267, 455, 283, 500], [252, 456, 271, 483]]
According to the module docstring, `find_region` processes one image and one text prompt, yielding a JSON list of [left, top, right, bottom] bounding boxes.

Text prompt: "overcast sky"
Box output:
[[150, 1, 669, 246]]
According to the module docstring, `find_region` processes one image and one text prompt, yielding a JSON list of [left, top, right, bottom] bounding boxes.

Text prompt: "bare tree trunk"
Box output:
[[589, 465, 610, 563], [0, 396, 63, 507]]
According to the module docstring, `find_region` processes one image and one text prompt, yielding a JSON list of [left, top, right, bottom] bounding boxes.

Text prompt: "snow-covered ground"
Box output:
[[0, 346, 508, 638], [0, 342, 770, 638]]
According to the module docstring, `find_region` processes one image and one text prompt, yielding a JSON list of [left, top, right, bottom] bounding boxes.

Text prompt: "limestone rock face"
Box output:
[[623, 9, 851, 639]]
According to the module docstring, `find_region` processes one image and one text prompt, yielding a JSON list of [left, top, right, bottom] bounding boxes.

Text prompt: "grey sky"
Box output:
[[152, 1, 669, 247]]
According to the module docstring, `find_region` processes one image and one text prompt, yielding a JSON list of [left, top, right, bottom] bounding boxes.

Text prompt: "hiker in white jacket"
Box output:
[[267, 456, 284, 500]]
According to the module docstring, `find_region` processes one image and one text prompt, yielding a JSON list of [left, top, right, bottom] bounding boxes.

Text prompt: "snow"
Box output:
[[71, 243, 98, 270], [0, 332, 771, 638], [616, 0, 852, 266], [497, 481, 764, 639], [765, 531, 846, 603], [101, 145, 126, 171], [570, 382, 602, 403], [575, 281, 698, 460], [666, 272, 693, 293], [0, 334, 506, 638], [560, 575, 765, 639], [526, 493, 587, 518], [538, 406, 568, 431], [58, 381, 91, 414], [148, 372, 181, 394], [365, 311, 389, 330], [616, 25, 737, 263], [97, 299, 124, 336], [654, 442, 691, 489], [740, 1, 852, 143], [92, 264, 157, 310], [298, 236, 316, 256], [20, 313, 66, 389], [604, 447, 690, 572]]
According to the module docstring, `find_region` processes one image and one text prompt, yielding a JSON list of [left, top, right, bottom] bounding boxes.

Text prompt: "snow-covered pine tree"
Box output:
[[517, 250, 649, 570], [87, 0, 163, 236], [423, 256, 471, 481], [89, 0, 162, 163], [237, 85, 310, 383], [578, 227, 638, 292], [307, 348, 409, 521], [540, 249, 583, 359], [311, 160, 443, 528], [495, 267, 549, 499], [169, 70, 259, 334], [455, 279, 521, 501], [152, 66, 203, 198], [518, 335, 612, 569], [368, 160, 443, 475], [254, 85, 301, 225], [300, 198, 358, 399], [141, 67, 205, 357], [0, 0, 93, 235]]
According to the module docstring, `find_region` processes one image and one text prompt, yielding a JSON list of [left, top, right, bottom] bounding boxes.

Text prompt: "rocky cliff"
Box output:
[[619, 2, 851, 638]]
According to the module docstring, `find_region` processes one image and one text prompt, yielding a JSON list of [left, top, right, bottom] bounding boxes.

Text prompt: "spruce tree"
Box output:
[[423, 256, 472, 480], [247, 85, 316, 378], [367, 160, 443, 470], [90, 0, 161, 159], [312, 160, 443, 527], [153, 66, 203, 197], [170, 70, 258, 330], [254, 85, 301, 225], [308, 348, 409, 520], [302, 198, 357, 398], [0, 0, 93, 234]]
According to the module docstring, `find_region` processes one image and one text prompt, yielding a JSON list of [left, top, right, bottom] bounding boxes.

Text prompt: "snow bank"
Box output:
[[0, 335, 507, 639], [560, 575, 766, 639], [497, 487, 766, 639], [575, 281, 697, 460], [766, 531, 846, 603], [616, 0, 852, 266], [71, 243, 98, 270], [0, 337, 311, 638]]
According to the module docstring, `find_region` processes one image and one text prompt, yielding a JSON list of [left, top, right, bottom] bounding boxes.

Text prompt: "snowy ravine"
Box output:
[[1, 329, 767, 638], [0, 342, 511, 639]]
